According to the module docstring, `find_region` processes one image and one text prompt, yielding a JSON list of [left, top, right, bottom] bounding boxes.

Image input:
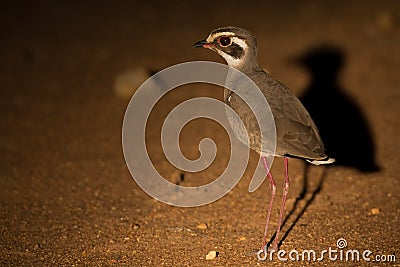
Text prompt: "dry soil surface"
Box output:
[[1, 1, 399, 266]]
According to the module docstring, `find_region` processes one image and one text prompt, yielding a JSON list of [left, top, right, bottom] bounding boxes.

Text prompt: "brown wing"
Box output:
[[256, 72, 326, 159]]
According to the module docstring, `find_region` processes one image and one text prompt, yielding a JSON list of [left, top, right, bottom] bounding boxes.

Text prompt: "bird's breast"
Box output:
[[224, 88, 263, 153]]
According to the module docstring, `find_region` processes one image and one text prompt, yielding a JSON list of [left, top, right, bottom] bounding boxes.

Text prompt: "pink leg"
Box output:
[[260, 156, 276, 251], [272, 157, 290, 250]]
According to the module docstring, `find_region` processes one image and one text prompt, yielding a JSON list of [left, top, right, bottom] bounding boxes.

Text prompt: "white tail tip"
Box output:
[[306, 157, 336, 165]]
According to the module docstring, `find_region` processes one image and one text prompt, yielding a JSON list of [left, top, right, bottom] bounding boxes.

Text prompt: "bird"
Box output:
[[193, 26, 335, 252]]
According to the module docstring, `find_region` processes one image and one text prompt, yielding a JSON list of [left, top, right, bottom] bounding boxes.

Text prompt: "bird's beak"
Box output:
[[193, 40, 210, 48]]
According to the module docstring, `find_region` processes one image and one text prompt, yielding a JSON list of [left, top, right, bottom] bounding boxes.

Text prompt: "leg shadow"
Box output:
[[275, 164, 327, 248], [264, 164, 326, 249]]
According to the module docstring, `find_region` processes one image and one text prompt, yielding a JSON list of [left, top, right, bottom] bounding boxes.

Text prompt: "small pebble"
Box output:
[[206, 250, 218, 260], [197, 223, 208, 230], [132, 223, 140, 230], [238, 236, 246, 241], [369, 208, 381, 215]]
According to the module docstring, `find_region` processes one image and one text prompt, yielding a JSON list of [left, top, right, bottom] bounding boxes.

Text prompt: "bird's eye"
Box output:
[[218, 36, 232, 47]]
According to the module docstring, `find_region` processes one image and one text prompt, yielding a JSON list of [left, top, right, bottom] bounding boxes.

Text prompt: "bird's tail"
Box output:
[[306, 157, 335, 165]]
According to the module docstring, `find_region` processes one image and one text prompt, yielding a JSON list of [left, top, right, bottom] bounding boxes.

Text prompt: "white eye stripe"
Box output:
[[206, 32, 235, 42], [231, 37, 248, 50]]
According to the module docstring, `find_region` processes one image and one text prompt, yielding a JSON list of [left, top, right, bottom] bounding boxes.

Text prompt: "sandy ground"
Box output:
[[1, 1, 399, 266]]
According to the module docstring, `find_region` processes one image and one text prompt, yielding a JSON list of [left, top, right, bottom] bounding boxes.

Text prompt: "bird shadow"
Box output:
[[297, 45, 380, 173]]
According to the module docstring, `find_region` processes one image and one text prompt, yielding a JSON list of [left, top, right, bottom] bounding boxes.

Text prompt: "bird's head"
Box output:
[[194, 26, 260, 72]]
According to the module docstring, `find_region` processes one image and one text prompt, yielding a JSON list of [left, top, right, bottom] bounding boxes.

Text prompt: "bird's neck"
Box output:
[[231, 60, 262, 75]]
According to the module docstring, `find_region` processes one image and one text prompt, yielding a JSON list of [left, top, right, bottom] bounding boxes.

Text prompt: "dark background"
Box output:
[[1, 1, 399, 265]]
